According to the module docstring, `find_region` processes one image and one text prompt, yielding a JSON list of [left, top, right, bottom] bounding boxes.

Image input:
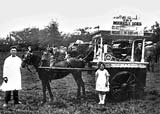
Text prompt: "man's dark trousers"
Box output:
[[5, 90, 19, 104]]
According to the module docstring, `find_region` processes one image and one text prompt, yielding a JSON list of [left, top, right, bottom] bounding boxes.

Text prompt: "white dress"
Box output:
[[0, 55, 22, 91], [95, 69, 110, 92]]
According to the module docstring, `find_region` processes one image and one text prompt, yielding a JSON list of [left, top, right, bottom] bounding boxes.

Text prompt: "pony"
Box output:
[[21, 52, 87, 104]]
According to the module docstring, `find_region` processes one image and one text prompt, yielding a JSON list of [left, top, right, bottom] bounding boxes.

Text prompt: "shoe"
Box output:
[[3, 103, 7, 108], [101, 101, 105, 105], [98, 101, 103, 104]]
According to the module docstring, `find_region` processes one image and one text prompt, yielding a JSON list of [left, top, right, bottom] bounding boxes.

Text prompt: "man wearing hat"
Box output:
[[1, 46, 22, 107]]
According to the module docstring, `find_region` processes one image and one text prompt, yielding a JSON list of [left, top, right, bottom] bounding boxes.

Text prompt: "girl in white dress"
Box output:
[[95, 62, 110, 104]]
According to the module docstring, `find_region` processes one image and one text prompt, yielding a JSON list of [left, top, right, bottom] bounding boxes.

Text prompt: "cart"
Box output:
[[91, 34, 149, 101]]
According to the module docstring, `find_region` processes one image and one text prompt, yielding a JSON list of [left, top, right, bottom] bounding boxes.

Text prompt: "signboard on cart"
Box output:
[[111, 15, 144, 36]]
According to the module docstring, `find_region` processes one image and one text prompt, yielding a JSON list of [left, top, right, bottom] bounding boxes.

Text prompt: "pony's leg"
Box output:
[[78, 71, 86, 96], [46, 81, 53, 102], [41, 80, 47, 103], [72, 71, 85, 98], [72, 71, 81, 98]]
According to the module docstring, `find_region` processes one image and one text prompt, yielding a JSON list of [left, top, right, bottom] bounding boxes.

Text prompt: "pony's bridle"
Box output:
[[22, 52, 35, 72]]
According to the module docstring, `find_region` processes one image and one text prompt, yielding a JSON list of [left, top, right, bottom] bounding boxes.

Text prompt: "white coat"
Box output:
[[1, 55, 22, 91]]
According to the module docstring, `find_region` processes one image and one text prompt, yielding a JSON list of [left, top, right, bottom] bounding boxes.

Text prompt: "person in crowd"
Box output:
[[41, 50, 49, 66], [58, 46, 67, 61], [95, 62, 110, 105], [48, 48, 56, 67], [86, 44, 94, 67], [27, 46, 32, 53], [65, 53, 71, 61], [52, 47, 60, 61], [135, 43, 142, 61], [1, 46, 22, 107]]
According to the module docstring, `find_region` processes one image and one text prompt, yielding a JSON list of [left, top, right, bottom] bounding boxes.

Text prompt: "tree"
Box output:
[[151, 21, 160, 42], [38, 20, 63, 48], [10, 27, 40, 50]]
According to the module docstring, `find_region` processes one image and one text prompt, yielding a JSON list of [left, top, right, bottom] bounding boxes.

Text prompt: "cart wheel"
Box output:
[[110, 71, 136, 101]]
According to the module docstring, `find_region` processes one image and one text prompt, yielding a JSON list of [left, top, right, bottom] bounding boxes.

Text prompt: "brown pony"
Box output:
[[21, 52, 86, 104]]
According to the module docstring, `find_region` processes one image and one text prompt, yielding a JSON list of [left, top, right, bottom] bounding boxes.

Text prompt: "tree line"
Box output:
[[0, 20, 160, 52], [0, 20, 94, 52]]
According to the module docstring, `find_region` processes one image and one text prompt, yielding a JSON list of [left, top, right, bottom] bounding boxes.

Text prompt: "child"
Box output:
[[95, 62, 110, 104]]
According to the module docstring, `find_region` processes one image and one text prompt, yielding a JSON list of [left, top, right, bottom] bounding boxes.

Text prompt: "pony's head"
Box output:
[[22, 52, 40, 68]]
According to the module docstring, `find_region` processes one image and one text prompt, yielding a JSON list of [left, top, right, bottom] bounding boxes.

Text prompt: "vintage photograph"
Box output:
[[0, 0, 160, 113]]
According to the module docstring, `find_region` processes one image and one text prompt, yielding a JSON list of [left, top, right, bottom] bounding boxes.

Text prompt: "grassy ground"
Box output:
[[0, 60, 160, 113]]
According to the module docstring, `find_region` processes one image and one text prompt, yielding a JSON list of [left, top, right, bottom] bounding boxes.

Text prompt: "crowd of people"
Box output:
[[41, 46, 69, 67]]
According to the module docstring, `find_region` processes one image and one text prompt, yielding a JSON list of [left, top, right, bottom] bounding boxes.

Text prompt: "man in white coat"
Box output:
[[1, 46, 22, 107]]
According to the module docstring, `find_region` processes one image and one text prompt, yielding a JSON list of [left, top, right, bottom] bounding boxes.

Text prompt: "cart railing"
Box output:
[[38, 66, 97, 71], [91, 60, 148, 68]]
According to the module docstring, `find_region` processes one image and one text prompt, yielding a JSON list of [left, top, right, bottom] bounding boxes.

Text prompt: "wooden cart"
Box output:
[[91, 34, 149, 101]]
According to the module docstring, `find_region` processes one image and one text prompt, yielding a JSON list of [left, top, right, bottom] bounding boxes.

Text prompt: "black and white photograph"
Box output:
[[0, 0, 160, 113]]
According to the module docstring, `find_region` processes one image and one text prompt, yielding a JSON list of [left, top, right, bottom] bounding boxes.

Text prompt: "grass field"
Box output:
[[0, 53, 160, 114]]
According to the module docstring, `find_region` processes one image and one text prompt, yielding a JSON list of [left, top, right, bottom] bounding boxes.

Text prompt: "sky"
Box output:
[[0, 0, 160, 38]]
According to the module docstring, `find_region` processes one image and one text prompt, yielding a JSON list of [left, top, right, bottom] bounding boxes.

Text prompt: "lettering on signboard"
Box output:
[[111, 15, 143, 36]]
